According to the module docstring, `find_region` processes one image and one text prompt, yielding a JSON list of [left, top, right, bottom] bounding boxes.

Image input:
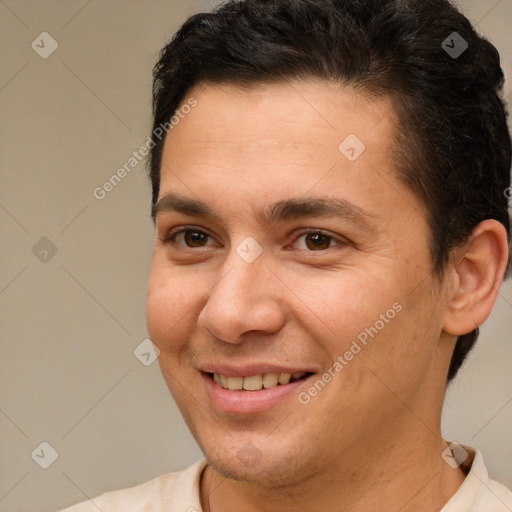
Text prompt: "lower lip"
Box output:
[[201, 372, 312, 414]]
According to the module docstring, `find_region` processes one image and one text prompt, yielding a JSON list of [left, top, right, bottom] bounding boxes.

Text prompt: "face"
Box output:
[[146, 80, 451, 486]]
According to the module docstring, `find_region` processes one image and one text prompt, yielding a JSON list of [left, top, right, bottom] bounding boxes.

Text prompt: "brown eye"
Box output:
[[164, 229, 216, 248], [292, 230, 343, 251], [303, 233, 333, 250], [183, 230, 209, 247]]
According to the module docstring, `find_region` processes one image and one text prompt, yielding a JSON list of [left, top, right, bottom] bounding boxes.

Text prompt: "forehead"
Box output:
[[165, 79, 395, 157], [157, 79, 421, 227]]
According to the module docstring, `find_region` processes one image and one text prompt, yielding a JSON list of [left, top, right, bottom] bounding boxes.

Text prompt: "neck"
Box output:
[[200, 427, 467, 512]]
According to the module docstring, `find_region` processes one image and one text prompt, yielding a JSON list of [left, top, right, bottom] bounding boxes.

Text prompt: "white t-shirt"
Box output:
[[59, 444, 511, 511]]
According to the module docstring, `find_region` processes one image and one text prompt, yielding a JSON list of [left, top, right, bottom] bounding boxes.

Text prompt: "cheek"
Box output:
[[287, 269, 398, 354], [296, 265, 437, 393], [356, 281, 442, 397], [145, 262, 204, 355]]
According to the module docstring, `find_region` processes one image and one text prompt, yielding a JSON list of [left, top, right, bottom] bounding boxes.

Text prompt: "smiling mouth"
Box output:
[[208, 371, 313, 391]]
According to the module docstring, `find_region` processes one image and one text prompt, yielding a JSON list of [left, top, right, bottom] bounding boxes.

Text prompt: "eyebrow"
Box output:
[[152, 192, 377, 230]]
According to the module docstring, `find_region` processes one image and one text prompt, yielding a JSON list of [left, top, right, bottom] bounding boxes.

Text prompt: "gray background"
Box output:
[[0, 1, 511, 511]]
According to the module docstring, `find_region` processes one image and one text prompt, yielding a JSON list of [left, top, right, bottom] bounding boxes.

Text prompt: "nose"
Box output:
[[197, 255, 285, 344]]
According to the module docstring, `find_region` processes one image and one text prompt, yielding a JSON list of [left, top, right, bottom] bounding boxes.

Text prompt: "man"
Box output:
[[61, 0, 512, 510]]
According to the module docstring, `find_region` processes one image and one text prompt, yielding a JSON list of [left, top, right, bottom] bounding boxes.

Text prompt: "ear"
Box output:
[[442, 219, 510, 336]]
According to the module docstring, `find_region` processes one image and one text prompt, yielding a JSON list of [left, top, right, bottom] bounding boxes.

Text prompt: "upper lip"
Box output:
[[200, 364, 315, 377]]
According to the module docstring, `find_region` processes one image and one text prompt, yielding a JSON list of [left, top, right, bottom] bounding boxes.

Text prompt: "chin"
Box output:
[[202, 441, 313, 489]]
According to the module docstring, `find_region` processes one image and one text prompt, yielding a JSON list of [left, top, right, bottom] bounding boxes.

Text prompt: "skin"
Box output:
[[145, 79, 509, 512]]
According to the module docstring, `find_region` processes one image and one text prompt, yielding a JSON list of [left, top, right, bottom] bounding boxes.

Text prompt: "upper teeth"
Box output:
[[213, 372, 307, 391]]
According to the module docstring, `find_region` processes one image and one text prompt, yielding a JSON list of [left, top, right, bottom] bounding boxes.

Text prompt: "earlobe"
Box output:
[[442, 219, 509, 336]]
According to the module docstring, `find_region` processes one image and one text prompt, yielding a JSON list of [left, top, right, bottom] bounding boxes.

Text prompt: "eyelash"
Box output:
[[159, 226, 346, 251]]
